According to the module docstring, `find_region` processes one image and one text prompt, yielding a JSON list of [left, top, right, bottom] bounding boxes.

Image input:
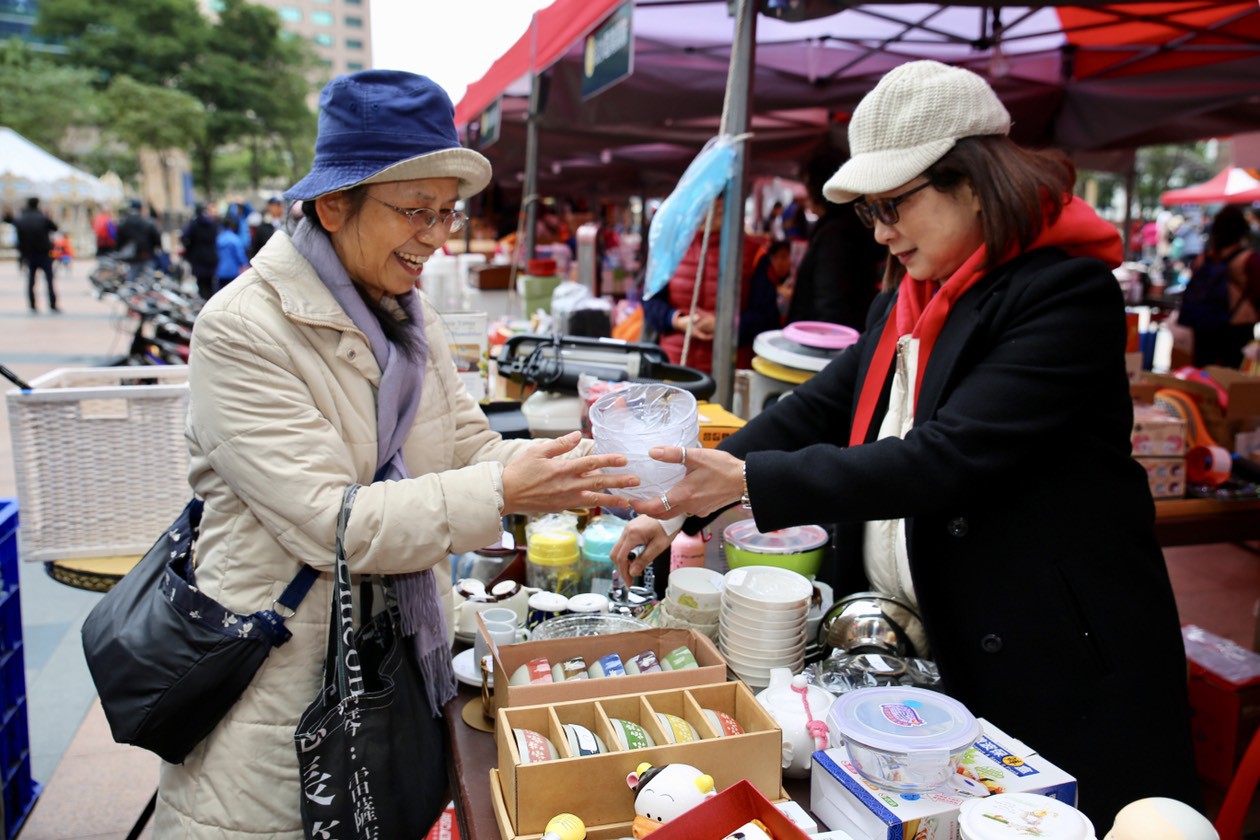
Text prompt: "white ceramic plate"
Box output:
[[720, 599, 808, 626], [452, 647, 493, 689], [723, 566, 813, 608]]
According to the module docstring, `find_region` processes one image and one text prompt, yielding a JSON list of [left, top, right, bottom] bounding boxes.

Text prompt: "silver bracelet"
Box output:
[[740, 461, 752, 510]]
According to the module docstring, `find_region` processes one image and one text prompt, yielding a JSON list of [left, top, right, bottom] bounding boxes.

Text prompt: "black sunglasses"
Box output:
[[854, 181, 932, 228]]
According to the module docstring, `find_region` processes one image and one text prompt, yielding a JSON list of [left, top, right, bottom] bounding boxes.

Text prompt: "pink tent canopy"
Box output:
[[1160, 166, 1260, 206]]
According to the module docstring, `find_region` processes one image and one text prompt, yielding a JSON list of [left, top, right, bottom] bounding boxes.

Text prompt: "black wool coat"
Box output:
[[715, 247, 1202, 829]]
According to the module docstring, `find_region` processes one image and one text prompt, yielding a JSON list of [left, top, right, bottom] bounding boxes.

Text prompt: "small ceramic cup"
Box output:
[[513, 728, 559, 764], [660, 645, 699, 671], [587, 652, 627, 679], [479, 606, 520, 627], [655, 712, 701, 744], [526, 591, 570, 630], [701, 708, 744, 737], [473, 619, 528, 664], [509, 657, 553, 686], [551, 655, 590, 682], [561, 723, 606, 757], [623, 649, 662, 675], [608, 718, 656, 751]]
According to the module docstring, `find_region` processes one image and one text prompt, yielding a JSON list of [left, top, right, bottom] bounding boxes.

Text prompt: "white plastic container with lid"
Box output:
[[827, 685, 981, 793], [958, 792, 1096, 840]]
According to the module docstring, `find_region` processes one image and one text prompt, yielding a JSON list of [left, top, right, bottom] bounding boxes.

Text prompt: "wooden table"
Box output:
[[1154, 498, 1260, 547]]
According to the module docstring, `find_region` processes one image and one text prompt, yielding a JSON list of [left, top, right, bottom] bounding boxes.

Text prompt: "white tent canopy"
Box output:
[[0, 126, 122, 206]]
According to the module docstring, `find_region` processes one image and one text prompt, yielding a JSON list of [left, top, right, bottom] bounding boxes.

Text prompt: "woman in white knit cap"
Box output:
[[613, 60, 1203, 829]]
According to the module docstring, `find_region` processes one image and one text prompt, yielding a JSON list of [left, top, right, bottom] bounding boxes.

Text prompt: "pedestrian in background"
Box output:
[[7, 197, 59, 313], [213, 216, 248, 295], [248, 196, 287, 260], [115, 199, 164, 280], [181, 203, 220, 300]]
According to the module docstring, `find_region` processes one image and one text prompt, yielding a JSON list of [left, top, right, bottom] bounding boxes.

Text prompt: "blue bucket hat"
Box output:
[[285, 69, 492, 202]]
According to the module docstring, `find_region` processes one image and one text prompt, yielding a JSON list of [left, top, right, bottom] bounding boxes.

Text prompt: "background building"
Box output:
[[203, 0, 372, 77]]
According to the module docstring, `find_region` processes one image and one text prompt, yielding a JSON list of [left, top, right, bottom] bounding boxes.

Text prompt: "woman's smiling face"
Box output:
[[867, 178, 984, 282], [316, 177, 460, 300]]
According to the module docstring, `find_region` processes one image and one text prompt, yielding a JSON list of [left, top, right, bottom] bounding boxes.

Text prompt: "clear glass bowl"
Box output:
[[529, 612, 651, 640]]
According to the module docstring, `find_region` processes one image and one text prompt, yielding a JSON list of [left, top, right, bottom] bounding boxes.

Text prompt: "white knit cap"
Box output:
[[823, 60, 1011, 204]]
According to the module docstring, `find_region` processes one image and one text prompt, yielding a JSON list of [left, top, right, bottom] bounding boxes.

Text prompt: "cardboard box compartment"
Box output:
[[494, 681, 783, 837], [810, 719, 1077, 840], [1205, 366, 1260, 422], [492, 627, 727, 709], [1135, 455, 1186, 499]]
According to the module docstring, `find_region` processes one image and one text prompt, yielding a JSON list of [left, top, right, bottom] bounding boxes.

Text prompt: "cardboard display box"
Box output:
[[469, 263, 513, 289], [1182, 624, 1260, 791], [493, 681, 783, 837], [696, 402, 746, 449], [810, 719, 1077, 840], [651, 779, 812, 840], [492, 627, 726, 709], [1131, 403, 1187, 457], [1135, 455, 1186, 499]]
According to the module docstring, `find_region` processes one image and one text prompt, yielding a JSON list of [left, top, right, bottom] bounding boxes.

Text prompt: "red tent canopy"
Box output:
[[1160, 166, 1260, 206]]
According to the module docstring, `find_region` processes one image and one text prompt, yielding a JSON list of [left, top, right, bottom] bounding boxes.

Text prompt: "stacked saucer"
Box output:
[[719, 565, 813, 688], [655, 567, 723, 641]]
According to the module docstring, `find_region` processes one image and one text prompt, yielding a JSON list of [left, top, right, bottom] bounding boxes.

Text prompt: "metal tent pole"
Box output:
[[712, 0, 756, 409], [523, 13, 541, 265]]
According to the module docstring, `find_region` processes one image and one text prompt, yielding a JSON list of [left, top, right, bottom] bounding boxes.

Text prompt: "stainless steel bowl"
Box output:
[[819, 592, 925, 658]]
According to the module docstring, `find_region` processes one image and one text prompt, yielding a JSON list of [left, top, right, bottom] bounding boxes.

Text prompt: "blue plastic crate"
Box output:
[[0, 499, 15, 598], [0, 699, 26, 782], [2, 753, 39, 840], [0, 595, 18, 660], [0, 650, 22, 721]]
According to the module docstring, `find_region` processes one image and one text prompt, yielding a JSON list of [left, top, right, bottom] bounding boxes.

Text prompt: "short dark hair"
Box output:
[[767, 240, 791, 258], [922, 135, 1074, 274], [1209, 205, 1250, 254], [25, 197, 39, 210], [804, 151, 844, 205]]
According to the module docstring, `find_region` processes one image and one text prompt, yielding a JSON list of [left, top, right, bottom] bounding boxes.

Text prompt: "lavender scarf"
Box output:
[[291, 219, 456, 716]]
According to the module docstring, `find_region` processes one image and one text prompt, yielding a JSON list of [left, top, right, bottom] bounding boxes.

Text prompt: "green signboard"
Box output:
[[581, 2, 634, 100]]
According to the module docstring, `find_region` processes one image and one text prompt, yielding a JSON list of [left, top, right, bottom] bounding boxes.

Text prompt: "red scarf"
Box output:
[[848, 196, 1123, 446]]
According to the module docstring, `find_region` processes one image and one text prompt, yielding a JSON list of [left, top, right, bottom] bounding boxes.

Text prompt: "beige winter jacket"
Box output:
[[153, 231, 540, 838]]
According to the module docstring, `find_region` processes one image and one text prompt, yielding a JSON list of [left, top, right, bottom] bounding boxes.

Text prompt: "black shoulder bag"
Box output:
[[81, 498, 317, 764], [294, 484, 447, 839]]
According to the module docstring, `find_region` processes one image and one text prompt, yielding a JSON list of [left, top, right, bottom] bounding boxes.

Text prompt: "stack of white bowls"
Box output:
[[655, 567, 723, 641], [719, 565, 813, 688]]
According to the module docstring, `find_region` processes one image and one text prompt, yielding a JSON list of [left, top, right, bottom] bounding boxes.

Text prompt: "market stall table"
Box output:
[[1154, 498, 1260, 547]]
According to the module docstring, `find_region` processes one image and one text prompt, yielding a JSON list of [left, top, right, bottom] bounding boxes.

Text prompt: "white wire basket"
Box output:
[[5, 367, 191, 562]]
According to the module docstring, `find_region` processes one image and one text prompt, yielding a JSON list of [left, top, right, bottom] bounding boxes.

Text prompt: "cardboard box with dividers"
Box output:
[[490, 681, 784, 839]]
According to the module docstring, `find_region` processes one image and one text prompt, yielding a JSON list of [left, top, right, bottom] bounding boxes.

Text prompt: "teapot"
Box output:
[[755, 667, 835, 778]]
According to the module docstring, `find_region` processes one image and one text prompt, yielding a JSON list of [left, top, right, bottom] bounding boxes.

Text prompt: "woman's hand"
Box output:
[[672, 309, 716, 341], [629, 445, 744, 519], [611, 514, 679, 582], [501, 431, 637, 513]]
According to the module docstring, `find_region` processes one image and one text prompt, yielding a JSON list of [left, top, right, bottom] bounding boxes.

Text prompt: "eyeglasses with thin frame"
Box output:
[[366, 194, 467, 234], [853, 181, 932, 229]]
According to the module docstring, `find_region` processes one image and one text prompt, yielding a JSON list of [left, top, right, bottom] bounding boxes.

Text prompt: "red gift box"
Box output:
[[1182, 625, 1260, 790], [649, 780, 811, 840]]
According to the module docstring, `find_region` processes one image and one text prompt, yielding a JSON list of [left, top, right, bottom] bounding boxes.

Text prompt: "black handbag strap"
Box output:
[[331, 484, 362, 700]]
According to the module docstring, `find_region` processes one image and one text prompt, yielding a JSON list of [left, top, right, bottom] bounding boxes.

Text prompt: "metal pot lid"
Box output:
[[723, 520, 828, 554]]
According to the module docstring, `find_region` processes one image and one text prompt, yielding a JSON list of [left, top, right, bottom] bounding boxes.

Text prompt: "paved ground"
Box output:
[[0, 252, 165, 839]]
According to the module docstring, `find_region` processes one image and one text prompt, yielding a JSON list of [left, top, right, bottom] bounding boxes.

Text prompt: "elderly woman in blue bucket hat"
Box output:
[[154, 70, 639, 838]]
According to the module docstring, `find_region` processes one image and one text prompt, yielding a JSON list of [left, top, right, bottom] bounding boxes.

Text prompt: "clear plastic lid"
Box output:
[[723, 520, 828, 554], [828, 686, 980, 754], [958, 793, 1096, 840]]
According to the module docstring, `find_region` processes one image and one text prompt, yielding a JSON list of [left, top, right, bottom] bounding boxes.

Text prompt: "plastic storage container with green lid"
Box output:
[[526, 530, 580, 597], [580, 515, 627, 596], [722, 520, 828, 577], [826, 685, 981, 792], [958, 792, 1096, 840]]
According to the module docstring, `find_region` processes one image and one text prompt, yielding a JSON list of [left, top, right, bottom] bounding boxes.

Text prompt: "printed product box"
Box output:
[[491, 627, 726, 709], [439, 311, 490, 403], [810, 719, 1077, 840], [1182, 624, 1260, 790], [696, 402, 746, 448], [1131, 403, 1187, 456], [490, 682, 783, 838], [1135, 456, 1185, 499]]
